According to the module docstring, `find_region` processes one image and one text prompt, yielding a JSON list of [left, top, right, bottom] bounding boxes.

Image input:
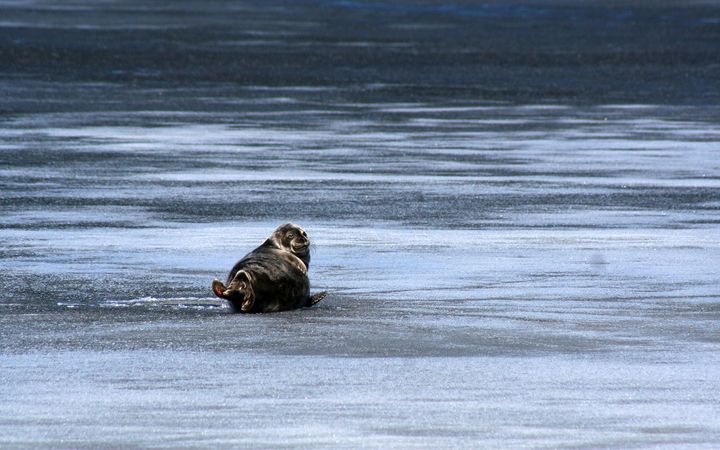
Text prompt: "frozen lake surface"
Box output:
[[2, 0, 720, 448]]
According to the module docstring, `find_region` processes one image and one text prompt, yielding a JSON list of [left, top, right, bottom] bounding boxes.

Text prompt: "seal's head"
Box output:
[[268, 223, 311, 266]]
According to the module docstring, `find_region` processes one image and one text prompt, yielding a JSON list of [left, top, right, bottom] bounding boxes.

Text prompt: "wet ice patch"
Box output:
[[58, 297, 229, 311]]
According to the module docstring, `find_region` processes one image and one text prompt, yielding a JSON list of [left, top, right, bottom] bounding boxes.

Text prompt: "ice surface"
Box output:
[[2, 0, 720, 447]]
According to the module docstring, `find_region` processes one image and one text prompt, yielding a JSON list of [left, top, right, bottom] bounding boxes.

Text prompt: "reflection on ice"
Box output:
[[58, 296, 230, 311]]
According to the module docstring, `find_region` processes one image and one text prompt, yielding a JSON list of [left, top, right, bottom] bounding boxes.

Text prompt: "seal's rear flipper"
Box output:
[[310, 291, 328, 305], [212, 278, 227, 298], [227, 270, 255, 313]]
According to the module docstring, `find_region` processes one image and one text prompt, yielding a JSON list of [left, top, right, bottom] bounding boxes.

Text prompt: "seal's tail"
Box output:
[[310, 291, 328, 305]]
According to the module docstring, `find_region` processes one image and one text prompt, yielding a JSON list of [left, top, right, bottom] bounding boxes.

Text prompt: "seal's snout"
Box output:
[[292, 239, 309, 253]]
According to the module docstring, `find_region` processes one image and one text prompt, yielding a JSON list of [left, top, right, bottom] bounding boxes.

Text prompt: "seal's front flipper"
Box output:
[[309, 291, 328, 306], [212, 278, 227, 298]]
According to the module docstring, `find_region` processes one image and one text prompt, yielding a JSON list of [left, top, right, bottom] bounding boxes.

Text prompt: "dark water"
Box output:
[[2, 1, 720, 448]]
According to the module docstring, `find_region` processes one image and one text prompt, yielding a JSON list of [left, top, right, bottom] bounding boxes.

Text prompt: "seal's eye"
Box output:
[[287, 233, 295, 239]]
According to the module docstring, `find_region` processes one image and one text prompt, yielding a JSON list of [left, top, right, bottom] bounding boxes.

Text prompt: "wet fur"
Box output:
[[212, 224, 326, 313]]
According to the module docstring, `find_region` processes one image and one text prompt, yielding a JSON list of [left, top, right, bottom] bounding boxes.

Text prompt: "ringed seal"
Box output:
[[212, 223, 327, 313]]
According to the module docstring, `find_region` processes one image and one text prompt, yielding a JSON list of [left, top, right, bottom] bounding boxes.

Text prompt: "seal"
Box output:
[[211, 223, 327, 313]]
